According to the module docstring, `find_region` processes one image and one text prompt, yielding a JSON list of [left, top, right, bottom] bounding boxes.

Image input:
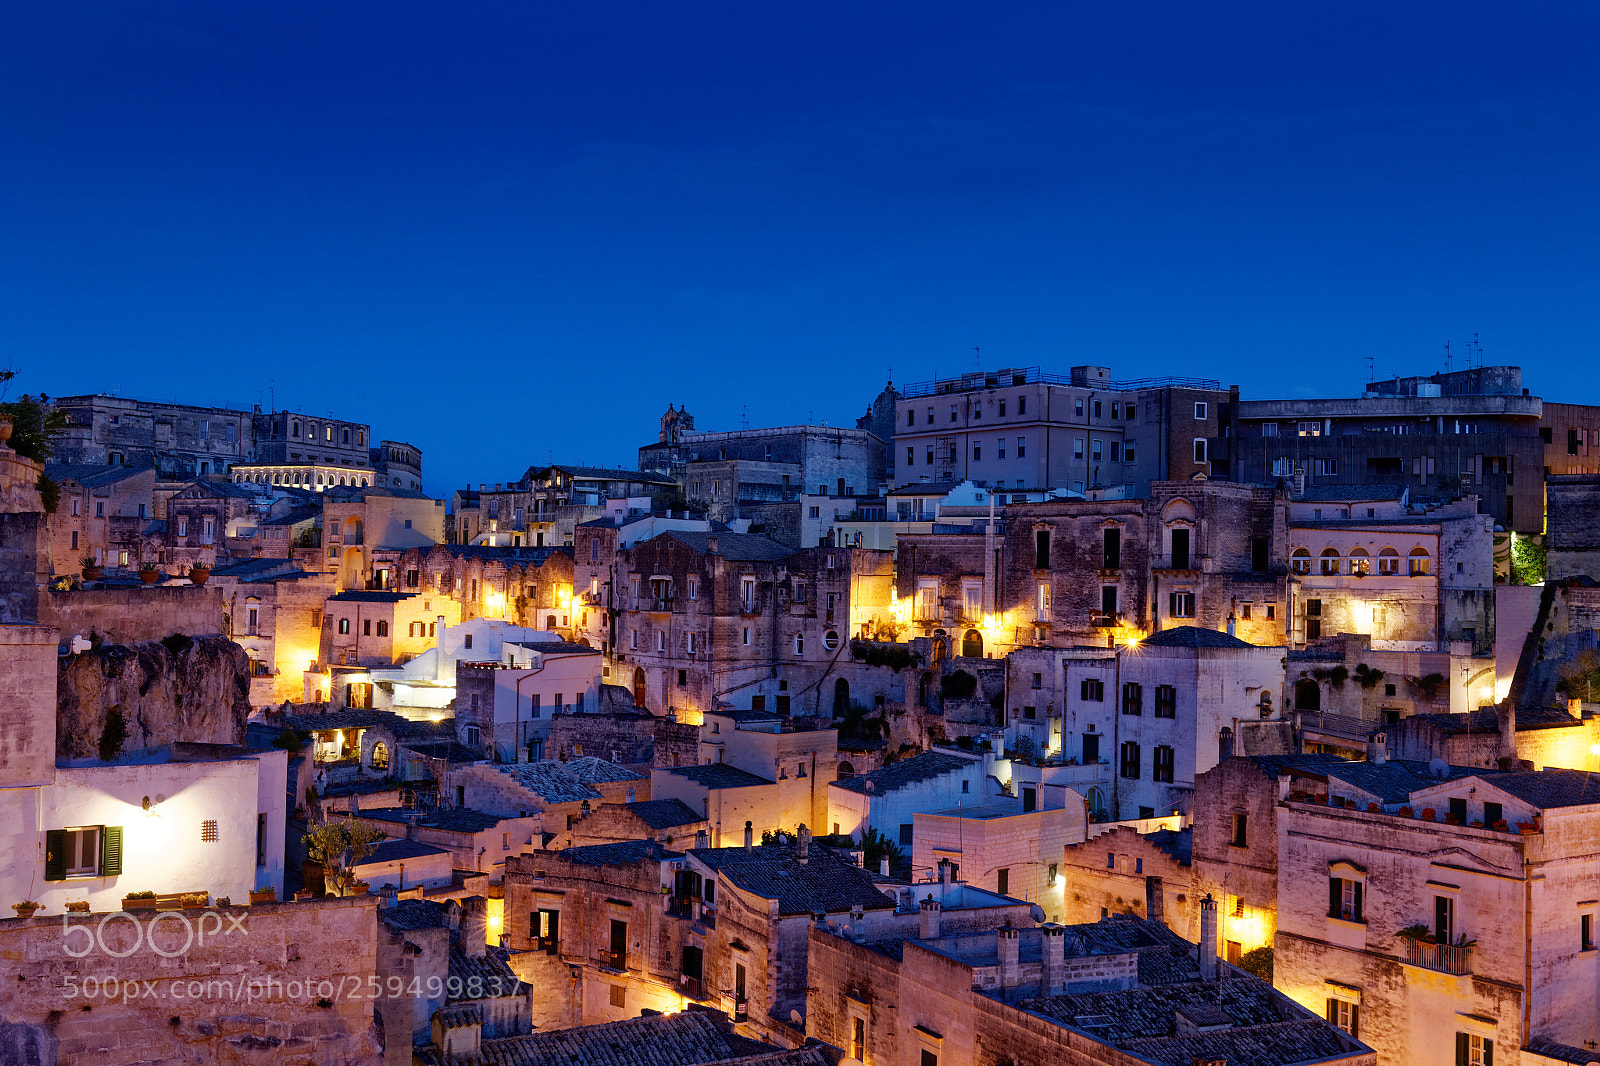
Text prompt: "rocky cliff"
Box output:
[[56, 634, 252, 759]]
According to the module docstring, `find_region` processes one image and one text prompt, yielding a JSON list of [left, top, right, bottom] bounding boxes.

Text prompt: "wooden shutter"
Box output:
[[1456, 1032, 1469, 1066], [1350, 1004, 1360, 1038], [1352, 882, 1363, 922], [1483, 1038, 1493, 1066], [101, 826, 123, 877], [1329, 877, 1341, 919], [44, 829, 67, 881]]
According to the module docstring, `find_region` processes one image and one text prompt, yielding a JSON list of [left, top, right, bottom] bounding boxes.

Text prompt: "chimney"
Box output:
[[1145, 875, 1164, 926], [580, 799, 591, 818], [879, 855, 890, 877], [938, 858, 952, 886], [350, 794, 359, 816], [626, 786, 636, 803], [919, 897, 941, 939], [1199, 894, 1219, 981], [1366, 733, 1388, 764], [459, 897, 488, 959], [744, 820, 754, 850], [707, 536, 719, 555], [694, 829, 708, 849], [1498, 700, 1517, 762], [1040, 923, 1066, 996], [378, 884, 399, 910], [998, 926, 1021, 996], [797, 824, 811, 864], [1226, 612, 1236, 637]]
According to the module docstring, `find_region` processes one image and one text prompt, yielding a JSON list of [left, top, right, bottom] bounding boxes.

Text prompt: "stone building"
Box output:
[[321, 484, 445, 592], [567, 796, 708, 848], [163, 478, 260, 569], [892, 364, 1236, 494], [806, 907, 1374, 1066], [1057, 824, 1194, 931], [1271, 765, 1600, 1064], [320, 590, 440, 671], [42, 462, 157, 573], [913, 797, 1088, 921], [51, 393, 258, 475], [896, 479, 1290, 656], [453, 465, 679, 549], [1286, 486, 1495, 654], [827, 749, 989, 843], [1231, 365, 1600, 534], [640, 414, 888, 500], [1545, 473, 1600, 580], [580, 526, 897, 723], [398, 542, 575, 631], [454, 638, 603, 761], [210, 556, 338, 706]]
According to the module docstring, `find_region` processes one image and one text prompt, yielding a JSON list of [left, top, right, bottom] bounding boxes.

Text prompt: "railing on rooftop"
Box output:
[[896, 367, 1224, 400]]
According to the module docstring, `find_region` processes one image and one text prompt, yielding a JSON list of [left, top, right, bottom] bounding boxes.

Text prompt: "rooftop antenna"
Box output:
[[1366, 354, 1375, 383], [972, 347, 980, 370], [740, 405, 750, 430], [1444, 340, 1452, 375], [1472, 332, 1484, 369]]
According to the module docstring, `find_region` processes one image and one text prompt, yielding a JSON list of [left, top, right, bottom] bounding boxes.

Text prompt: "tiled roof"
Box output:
[[1312, 758, 1487, 804], [1140, 626, 1257, 650], [414, 1010, 818, 1066], [395, 739, 484, 764], [625, 799, 706, 830], [1404, 707, 1580, 733], [564, 756, 646, 784], [495, 762, 604, 804], [665, 763, 775, 790], [831, 751, 974, 796], [558, 839, 682, 867], [45, 462, 156, 488], [357, 807, 511, 833], [541, 464, 678, 485], [432, 544, 572, 565], [380, 898, 446, 932], [508, 640, 602, 656], [1525, 1038, 1600, 1064], [359, 839, 450, 864], [689, 842, 897, 916], [327, 590, 418, 603], [448, 945, 525, 1000], [276, 709, 455, 740], [1477, 768, 1600, 809], [657, 530, 795, 562]]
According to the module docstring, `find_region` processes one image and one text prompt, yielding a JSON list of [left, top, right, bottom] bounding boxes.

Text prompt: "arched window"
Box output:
[[1291, 548, 1312, 575], [1319, 548, 1341, 575], [308, 422, 317, 440], [918, 671, 932, 706], [794, 633, 805, 656], [962, 629, 983, 657], [1218, 727, 1235, 761], [370, 741, 389, 770], [342, 428, 350, 444], [1086, 787, 1107, 817], [1348, 548, 1370, 576], [633, 667, 647, 708], [1294, 678, 1321, 711], [1408, 546, 1431, 576], [1378, 547, 1400, 575], [833, 678, 850, 716], [837, 761, 856, 780]]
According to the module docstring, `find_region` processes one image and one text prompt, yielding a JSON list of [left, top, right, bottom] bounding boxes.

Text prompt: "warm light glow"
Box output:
[[1589, 744, 1600, 757], [486, 897, 503, 941]]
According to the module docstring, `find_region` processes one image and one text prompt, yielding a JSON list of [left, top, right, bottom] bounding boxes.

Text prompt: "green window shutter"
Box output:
[[1483, 1038, 1493, 1066], [1456, 1033, 1469, 1066], [1350, 1004, 1359, 1039], [100, 826, 123, 877], [44, 829, 67, 881]]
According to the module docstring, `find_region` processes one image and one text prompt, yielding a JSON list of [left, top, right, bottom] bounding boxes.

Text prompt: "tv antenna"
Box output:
[[740, 405, 750, 430], [1366, 354, 1374, 382], [971, 346, 981, 370], [1444, 340, 1452, 374]]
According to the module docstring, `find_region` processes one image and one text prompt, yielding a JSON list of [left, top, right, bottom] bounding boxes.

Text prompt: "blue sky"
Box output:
[[3, 2, 1597, 493]]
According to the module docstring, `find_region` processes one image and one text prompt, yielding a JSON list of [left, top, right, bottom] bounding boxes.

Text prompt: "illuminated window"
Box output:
[[201, 820, 219, 842]]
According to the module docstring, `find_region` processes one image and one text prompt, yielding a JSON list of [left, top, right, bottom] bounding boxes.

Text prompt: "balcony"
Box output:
[[678, 975, 704, 999], [1404, 939, 1472, 975], [599, 949, 628, 971], [1090, 612, 1121, 628]]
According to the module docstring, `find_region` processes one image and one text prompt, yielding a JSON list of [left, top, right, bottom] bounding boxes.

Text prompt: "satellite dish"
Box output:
[[1428, 758, 1450, 779]]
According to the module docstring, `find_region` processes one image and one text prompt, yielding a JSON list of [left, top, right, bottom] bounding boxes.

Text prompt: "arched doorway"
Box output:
[[546, 615, 557, 630], [1294, 679, 1321, 711], [577, 637, 591, 647], [338, 547, 363, 592], [918, 672, 932, 706], [837, 761, 856, 779], [962, 629, 983, 658], [633, 667, 647, 708], [1218, 727, 1235, 761], [833, 678, 850, 716]]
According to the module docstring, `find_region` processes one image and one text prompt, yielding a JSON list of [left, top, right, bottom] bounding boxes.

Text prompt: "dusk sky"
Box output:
[[3, 2, 1597, 494]]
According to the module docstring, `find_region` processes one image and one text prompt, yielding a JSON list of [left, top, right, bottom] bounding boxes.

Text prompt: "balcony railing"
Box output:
[[599, 949, 627, 971], [1404, 939, 1472, 975], [1090, 612, 1121, 628]]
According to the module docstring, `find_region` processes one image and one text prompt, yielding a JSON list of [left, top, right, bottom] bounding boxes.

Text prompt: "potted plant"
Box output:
[[348, 880, 370, 895], [1396, 923, 1433, 943], [0, 415, 13, 443], [1421, 808, 1437, 822], [81, 556, 102, 580], [65, 900, 89, 913], [1366, 802, 1381, 813], [1398, 806, 1414, 818], [187, 562, 211, 586], [11, 901, 41, 918], [123, 891, 158, 912], [248, 886, 276, 905], [139, 561, 160, 585], [1492, 819, 1509, 832], [1517, 819, 1540, 835]]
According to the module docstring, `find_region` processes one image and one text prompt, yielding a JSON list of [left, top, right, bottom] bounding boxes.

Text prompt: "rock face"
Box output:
[[56, 634, 252, 759]]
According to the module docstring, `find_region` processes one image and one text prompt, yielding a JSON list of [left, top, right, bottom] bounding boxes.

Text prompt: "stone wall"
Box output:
[[56, 635, 251, 759], [0, 896, 382, 1066], [41, 585, 224, 645], [0, 510, 46, 624]]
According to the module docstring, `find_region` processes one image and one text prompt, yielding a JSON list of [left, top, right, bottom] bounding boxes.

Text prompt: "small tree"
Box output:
[[857, 826, 908, 878], [1238, 946, 1273, 983], [303, 817, 387, 896]]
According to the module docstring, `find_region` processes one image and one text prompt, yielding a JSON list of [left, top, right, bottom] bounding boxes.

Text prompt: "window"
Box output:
[[1034, 529, 1051, 569], [1329, 873, 1364, 922], [1023, 705, 1036, 720], [907, 446, 915, 467], [1409, 547, 1431, 576], [1154, 685, 1176, 718], [177, 518, 188, 537], [1456, 1034, 1492, 1066], [1153, 745, 1175, 783], [972, 443, 981, 461], [95, 501, 104, 518], [338, 618, 350, 634], [852, 1018, 866, 1061], [1584, 913, 1595, 952], [899, 824, 913, 846], [950, 404, 958, 423], [1314, 457, 1339, 476], [1110, 403, 1120, 420], [907, 409, 915, 426], [1074, 438, 1084, 460], [1030, 672, 1042, 690], [1109, 441, 1121, 462], [1298, 421, 1322, 437], [1291, 548, 1312, 575], [363, 619, 372, 636], [1320, 548, 1342, 575], [1124, 440, 1136, 462], [1326, 999, 1359, 1038], [677, 669, 687, 687], [1349, 548, 1369, 576], [1379, 547, 1400, 575], [1101, 585, 1118, 617], [997, 442, 1005, 460], [658, 631, 666, 652], [376, 621, 388, 637], [1435, 894, 1455, 944], [1169, 591, 1195, 618], [997, 867, 1010, 894], [794, 633, 804, 656], [1092, 439, 1103, 461], [45, 826, 120, 880], [1194, 401, 1208, 420], [998, 399, 1007, 417], [1193, 438, 1208, 463], [926, 446, 934, 465], [70, 531, 78, 550], [1093, 400, 1102, 418], [1016, 436, 1026, 458], [742, 627, 750, 646], [1080, 678, 1104, 702], [1122, 682, 1143, 715], [1231, 813, 1248, 847], [1018, 396, 1026, 415], [1102, 528, 1121, 569], [1119, 741, 1140, 779]]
